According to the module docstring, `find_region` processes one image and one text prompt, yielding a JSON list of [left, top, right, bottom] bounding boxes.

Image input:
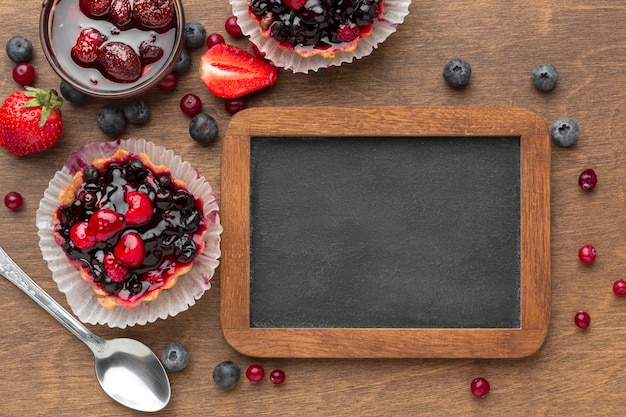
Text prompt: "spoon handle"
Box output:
[[0, 247, 105, 351]]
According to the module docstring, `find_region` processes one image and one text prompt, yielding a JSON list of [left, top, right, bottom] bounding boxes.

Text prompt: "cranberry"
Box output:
[[4, 191, 23, 210], [470, 377, 490, 398], [613, 279, 626, 296], [574, 311, 590, 329], [251, 43, 265, 59], [225, 16, 243, 38], [224, 98, 247, 115], [578, 168, 597, 190], [88, 208, 125, 241], [245, 364, 265, 382], [114, 232, 145, 268], [206, 32, 225, 48], [157, 72, 178, 91], [70, 221, 96, 249], [12, 62, 35, 85], [180, 93, 203, 117], [269, 369, 285, 385], [578, 244, 596, 264]]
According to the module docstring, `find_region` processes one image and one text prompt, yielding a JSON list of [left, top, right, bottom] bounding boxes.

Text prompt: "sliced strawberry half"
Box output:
[[200, 43, 278, 99]]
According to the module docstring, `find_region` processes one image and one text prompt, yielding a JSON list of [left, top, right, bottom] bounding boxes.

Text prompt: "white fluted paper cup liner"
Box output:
[[231, 0, 411, 73], [36, 139, 222, 328]]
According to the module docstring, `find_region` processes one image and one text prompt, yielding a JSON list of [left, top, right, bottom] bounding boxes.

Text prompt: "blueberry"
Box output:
[[443, 58, 472, 88], [6, 35, 33, 63], [531, 64, 558, 92], [161, 342, 190, 371], [189, 113, 218, 144], [59, 80, 88, 104], [550, 117, 579, 147], [184, 21, 207, 49], [174, 49, 192, 73], [213, 361, 241, 388], [123, 99, 150, 124], [97, 105, 126, 135], [83, 167, 100, 183]]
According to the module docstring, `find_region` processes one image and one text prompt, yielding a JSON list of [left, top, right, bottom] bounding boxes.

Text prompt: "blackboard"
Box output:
[[220, 106, 551, 358]]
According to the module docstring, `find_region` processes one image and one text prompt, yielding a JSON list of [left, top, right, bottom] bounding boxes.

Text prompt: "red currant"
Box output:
[[613, 279, 626, 296], [180, 93, 203, 117], [269, 369, 285, 385], [578, 244, 596, 264], [157, 72, 178, 91], [225, 16, 243, 38], [245, 364, 265, 383], [206, 32, 225, 48], [12, 62, 35, 85], [574, 311, 590, 329], [470, 377, 490, 398], [225, 98, 247, 115], [578, 168, 597, 190], [4, 191, 23, 210]]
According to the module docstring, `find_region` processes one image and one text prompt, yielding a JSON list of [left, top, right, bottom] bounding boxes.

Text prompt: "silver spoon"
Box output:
[[0, 247, 171, 412]]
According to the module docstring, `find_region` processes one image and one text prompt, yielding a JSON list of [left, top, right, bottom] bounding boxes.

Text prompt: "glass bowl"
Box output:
[[40, 0, 185, 99]]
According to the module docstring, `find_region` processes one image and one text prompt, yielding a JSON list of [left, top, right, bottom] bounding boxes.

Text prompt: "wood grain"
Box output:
[[221, 106, 550, 358], [0, 0, 625, 415]]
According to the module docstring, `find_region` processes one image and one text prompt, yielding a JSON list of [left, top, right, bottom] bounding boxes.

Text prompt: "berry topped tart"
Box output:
[[37, 139, 222, 328], [249, 0, 383, 58], [230, 0, 411, 72]]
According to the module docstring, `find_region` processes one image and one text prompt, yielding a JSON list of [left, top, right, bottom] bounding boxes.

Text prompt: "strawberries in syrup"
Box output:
[[71, 28, 106, 66], [97, 42, 142, 83], [133, 0, 175, 29]]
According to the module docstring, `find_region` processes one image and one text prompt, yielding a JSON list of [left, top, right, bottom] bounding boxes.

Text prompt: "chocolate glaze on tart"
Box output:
[[248, 0, 383, 58], [53, 149, 208, 309]]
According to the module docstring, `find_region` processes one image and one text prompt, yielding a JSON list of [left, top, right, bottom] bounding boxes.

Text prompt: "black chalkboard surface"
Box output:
[[249, 136, 521, 329], [220, 106, 550, 359]]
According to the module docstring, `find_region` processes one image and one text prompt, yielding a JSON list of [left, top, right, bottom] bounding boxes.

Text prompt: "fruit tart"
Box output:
[[38, 139, 222, 328], [230, 0, 411, 72]]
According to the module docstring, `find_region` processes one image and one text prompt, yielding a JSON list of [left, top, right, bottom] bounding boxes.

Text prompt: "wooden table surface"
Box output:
[[0, 0, 624, 415]]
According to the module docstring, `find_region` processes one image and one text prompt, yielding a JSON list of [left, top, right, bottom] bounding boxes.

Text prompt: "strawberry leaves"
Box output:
[[21, 86, 63, 128]]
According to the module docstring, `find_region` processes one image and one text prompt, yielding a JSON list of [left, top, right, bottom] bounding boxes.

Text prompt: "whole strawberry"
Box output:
[[0, 86, 63, 156]]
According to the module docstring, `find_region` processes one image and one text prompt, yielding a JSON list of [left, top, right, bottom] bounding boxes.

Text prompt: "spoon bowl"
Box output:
[[0, 247, 171, 412]]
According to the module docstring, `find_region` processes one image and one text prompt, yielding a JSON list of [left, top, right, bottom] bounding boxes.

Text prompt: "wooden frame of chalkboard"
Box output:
[[220, 106, 550, 359]]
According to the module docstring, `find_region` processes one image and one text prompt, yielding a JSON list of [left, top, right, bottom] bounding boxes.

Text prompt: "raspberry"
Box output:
[[103, 252, 129, 282], [125, 191, 153, 225], [336, 23, 360, 43]]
